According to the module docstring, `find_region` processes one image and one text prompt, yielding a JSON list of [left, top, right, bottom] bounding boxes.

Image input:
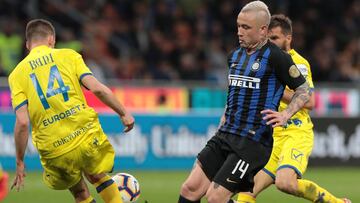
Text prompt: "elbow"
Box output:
[[305, 103, 314, 111], [305, 93, 315, 110], [92, 88, 104, 97], [305, 100, 315, 111], [17, 118, 29, 130], [91, 85, 107, 98]]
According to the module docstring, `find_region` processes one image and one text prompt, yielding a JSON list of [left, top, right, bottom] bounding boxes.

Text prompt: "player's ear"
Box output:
[[26, 40, 30, 51], [286, 34, 292, 44], [260, 25, 268, 36], [48, 35, 55, 48]]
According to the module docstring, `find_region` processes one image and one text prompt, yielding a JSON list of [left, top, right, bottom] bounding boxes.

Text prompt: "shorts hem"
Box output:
[[277, 164, 303, 178], [196, 158, 213, 181], [262, 168, 276, 180]]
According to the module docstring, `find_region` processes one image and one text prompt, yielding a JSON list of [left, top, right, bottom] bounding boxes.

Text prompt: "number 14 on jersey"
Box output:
[[30, 65, 70, 110]]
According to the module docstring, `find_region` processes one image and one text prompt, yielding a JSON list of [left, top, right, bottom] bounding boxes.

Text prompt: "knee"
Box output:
[[205, 191, 223, 203], [72, 188, 88, 199], [180, 182, 200, 197], [85, 173, 105, 184], [275, 178, 297, 194]]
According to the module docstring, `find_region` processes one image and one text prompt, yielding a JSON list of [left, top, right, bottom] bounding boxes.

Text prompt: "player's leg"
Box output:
[[208, 135, 272, 203], [275, 167, 346, 203], [179, 160, 212, 203], [276, 129, 346, 203], [274, 167, 298, 194], [69, 177, 95, 203], [179, 132, 228, 203], [85, 173, 122, 203], [206, 182, 233, 203], [236, 170, 274, 203], [81, 134, 122, 203], [40, 149, 96, 203], [237, 129, 286, 203]]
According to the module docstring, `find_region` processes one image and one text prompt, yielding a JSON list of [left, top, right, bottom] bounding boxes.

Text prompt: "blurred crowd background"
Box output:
[[0, 0, 359, 84]]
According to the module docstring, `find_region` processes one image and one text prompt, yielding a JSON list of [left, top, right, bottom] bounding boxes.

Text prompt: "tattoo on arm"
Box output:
[[284, 82, 311, 118]]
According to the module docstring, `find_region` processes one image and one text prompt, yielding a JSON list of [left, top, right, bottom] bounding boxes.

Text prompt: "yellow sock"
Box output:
[[297, 179, 343, 203], [79, 196, 96, 203], [237, 193, 256, 203], [94, 175, 123, 203]]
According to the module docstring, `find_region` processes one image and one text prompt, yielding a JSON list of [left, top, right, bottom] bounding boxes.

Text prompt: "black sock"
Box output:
[[178, 195, 200, 203]]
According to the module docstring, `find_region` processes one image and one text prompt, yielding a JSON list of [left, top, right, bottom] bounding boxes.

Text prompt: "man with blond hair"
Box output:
[[178, 1, 311, 202], [235, 14, 351, 203]]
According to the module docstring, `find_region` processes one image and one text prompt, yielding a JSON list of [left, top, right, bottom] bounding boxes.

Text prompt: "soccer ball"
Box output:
[[112, 173, 140, 202]]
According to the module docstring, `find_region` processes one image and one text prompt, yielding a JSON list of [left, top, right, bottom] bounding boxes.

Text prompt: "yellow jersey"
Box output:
[[9, 45, 102, 159], [275, 49, 314, 132]]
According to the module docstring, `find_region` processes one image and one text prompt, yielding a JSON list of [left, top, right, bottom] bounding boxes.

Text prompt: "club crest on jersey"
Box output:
[[251, 59, 260, 71]]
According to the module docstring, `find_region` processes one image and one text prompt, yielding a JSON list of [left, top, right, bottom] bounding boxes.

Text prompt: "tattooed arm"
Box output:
[[261, 81, 311, 127], [283, 82, 311, 117], [281, 88, 315, 110]]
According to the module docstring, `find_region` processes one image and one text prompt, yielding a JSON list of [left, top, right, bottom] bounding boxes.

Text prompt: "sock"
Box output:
[[296, 179, 344, 203], [79, 196, 96, 203], [237, 193, 256, 203], [178, 195, 200, 203], [94, 175, 123, 203]]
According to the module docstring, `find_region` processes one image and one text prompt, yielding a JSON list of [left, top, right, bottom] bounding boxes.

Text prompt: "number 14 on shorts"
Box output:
[[231, 159, 249, 179]]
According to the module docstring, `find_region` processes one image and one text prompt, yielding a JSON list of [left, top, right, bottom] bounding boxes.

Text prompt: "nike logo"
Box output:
[[226, 178, 237, 184]]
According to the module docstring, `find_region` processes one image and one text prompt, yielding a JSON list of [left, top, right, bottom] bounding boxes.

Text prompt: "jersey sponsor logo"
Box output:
[[42, 104, 83, 127], [284, 118, 303, 129], [228, 75, 260, 89], [53, 122, 93, 148], [289, 65, 301, 78]]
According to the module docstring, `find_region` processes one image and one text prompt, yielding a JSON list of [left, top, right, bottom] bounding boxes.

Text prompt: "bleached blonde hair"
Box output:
[[241, 1, 271, 26]]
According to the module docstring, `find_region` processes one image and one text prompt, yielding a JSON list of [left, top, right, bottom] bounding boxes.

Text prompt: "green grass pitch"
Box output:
[[3, 167, 360, 203]]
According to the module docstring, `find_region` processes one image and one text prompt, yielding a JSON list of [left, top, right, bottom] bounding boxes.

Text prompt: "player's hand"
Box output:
[[120, 113, 135, 133], [11, 161, 26, 192], [261, 109, 289, 128]]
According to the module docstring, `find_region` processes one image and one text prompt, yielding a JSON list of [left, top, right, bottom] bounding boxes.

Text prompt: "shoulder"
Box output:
[[227, 46, 242, 59], [268, 42, 288, 57], [288, 49, 311, 75], [9, 60, 28, 81], [54, 48, 82, 59], [267, 41, 292, 64], [289, 49, 310, 68]]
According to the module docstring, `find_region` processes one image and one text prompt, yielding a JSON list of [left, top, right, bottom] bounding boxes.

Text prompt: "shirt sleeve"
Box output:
[[73, 51, 93, 81], [8, 72, 28, 111], [271, 47, 306, 90], [299, 62, 315, 89]]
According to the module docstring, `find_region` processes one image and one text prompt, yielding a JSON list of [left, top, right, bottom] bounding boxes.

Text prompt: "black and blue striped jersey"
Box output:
[[219, 41, 306, 147]]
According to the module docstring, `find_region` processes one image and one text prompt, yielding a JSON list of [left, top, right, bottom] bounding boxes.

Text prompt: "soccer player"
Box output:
[[236, 14, 351, 203], [0, 164, 9, 201], [178, 1, 311, 203], [9, 19, 135, 203]]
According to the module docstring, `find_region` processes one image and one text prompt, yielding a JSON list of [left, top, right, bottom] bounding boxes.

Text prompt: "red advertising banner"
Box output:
[[83, 87, 189, 113]]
